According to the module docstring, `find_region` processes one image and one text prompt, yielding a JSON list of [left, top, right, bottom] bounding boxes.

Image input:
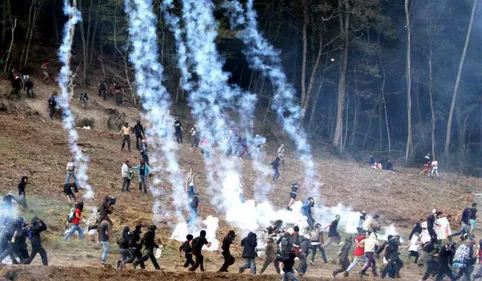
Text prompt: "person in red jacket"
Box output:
[[344, 234, 366, 276]]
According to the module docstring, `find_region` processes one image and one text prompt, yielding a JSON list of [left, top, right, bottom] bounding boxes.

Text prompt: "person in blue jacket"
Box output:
[[302, 197, 315, 230], [133, 160, 150, 194]]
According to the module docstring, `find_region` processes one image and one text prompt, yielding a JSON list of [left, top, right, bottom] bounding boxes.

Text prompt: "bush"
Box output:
[[80, 118, 95, 128]]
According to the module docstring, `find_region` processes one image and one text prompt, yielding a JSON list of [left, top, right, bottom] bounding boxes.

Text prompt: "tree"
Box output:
[[404, 0, 413, 160]]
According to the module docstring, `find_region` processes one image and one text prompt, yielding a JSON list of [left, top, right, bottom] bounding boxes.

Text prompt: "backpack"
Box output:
[[280, 236, 290, 254], [67, 208, 75, 223]]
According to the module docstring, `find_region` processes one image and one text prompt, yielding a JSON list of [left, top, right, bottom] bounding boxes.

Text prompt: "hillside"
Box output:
[[0, 76, 481, 280]]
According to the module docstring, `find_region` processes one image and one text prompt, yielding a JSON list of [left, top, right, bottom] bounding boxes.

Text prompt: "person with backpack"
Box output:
[[188, 193, 200, 225], [345, 233, 367, 276], [17, 176, 28, 210], [24, 78, 34, 98], [219, 230, 236, 272], [333, 236, 353, 278], [129, 225, 145, 269], [24, 217, 48, 265], [117, 226, 134, 269], [239, 232, 257, 274], [281, 251, 299, 281], [271, 157, 280, 182], [174, 117, 183, 144], [179, 234, 194, 268], [133, 121, 145, 150], [48, 93, 58, 119], [190, 230, 212, 272], [121, 160, 132, 192], [277, 231, 293, 262], [65, 158, 80, 188], [310, 223, 328, 264], [133, 160, 150, 194], [302, 197, 315, 230], [63, 202, 84, 241], [134, 225, 161, 270], [287, 181, 299, 211], [97, 219, 110, 266], [119, 123, 132, 152]]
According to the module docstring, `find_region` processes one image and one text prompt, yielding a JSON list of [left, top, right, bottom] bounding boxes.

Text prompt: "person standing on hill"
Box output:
[[119, 123, 132, 152], [185, 168, 198, 198], [219, 230, 236, 272], [24, 78, 34, 97], [277, 144, 285, 168], [190, 126, 199, 148], [98, 80, 107, 100], [421, 153, 432, 176], [174, 117, 183, 144], [121, 160, 132, 192], [190, 230, 212, 272], [239, 232, 257, 274], [97, 218, 110, 266], [17, 176, 28, 210], [134, 160, 150, 194], [431, 159, 440, 181], [133, 121, 145, 150], [287, 181, 299, 211], [65, 158, 80, 188], [114, 83, 122, 105], [63, 202, 84, 241], [24, 217, 48, 265], [48, 93, 58, 119], [11, 75, 23, 98], [188, 193, 200, 225], [470, 203, 477, 235], [271, 157, 280, 182], [139, 139, 149, 165]]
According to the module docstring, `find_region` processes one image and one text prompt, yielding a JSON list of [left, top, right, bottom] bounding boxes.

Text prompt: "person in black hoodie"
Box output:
[[409, 219, 423, 240], [129, 225, 145, 269], [435, 243, 456, 281], [380, 235, 403, 279], [134, 225, 161, 270], [179, 234, 194, 268], [17, 176, 28, 210], [0, 217, 24, 264], [297, 234, 313, 276], [117, 226, 134, 269], [24, 217, 48, 265], [271, 157, 280, 182], [133, 120, 145, 150], [13, 221, 29, 263], [190, 230, 212, 272], [239, 232, 257, 274], [219, 230, 236, 272]]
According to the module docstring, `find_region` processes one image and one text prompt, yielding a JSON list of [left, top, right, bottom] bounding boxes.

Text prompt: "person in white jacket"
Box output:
[[121, 161, 131, 192], [359, 232, 379, 278]]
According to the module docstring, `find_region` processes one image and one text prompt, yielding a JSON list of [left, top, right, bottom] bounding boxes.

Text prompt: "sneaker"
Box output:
[[344, 272, 349, 277], [116, 260, 121, 269], [310, 261, 315, 266]]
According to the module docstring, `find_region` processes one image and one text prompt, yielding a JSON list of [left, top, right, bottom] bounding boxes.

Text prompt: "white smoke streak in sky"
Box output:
[[57, 0, 94, 199], [223, 0, 319, 196], [124, 0, 188, 223]]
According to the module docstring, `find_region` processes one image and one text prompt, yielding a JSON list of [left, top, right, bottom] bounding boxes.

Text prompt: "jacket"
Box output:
[[301, 200, 312, 216], [338, 237, 353, 260], [310, 228, 324, 244], [133, 123, 145, 137], [134, 164, 150, 179], [29, 217, 47, 248], [362, 233, 378, 253], [299, 238, 312, 255], [265, 240, 278, 261], [241, 232, 257, 259], [121, 163, 130, 178]]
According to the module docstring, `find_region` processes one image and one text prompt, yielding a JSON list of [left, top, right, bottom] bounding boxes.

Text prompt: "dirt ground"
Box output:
[[0, 77, 481, 281]]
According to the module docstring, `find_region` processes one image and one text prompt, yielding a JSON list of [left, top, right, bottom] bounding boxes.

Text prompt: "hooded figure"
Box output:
[[24, 216, 48, 265], [333, 236, 353, 277], [219, 230, 236, 272], [134, 225, 161, 270], [117, 226, 134, 268], [129, 225, 145, 269], [240, 232, 258, 274], [190, 230, 211, 272]]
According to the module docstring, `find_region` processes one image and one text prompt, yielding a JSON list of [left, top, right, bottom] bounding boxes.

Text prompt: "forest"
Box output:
[[1, 0, 482, 174]]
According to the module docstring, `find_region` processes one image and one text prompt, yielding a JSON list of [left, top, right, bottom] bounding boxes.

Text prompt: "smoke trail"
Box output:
[[57, 0, 93, 199], [124, 0, 188, 223], [223, 0, 318, 195], [171, 215, 220, 251]]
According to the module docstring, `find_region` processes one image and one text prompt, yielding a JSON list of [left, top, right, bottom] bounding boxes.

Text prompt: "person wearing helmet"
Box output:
[[287, 181, 299, 211]]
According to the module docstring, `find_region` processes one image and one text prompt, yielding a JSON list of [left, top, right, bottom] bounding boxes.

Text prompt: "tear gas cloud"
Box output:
[[57, 0, 94, 199], [171, 215, 220, 251], [124, 0, 188, 222]]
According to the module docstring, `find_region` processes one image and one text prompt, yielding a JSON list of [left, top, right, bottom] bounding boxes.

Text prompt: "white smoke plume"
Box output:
[[223, 0, 319, 195], [57, 0, 94, 199], [171, 215, 220, 251], [124, 0, 188, 222]]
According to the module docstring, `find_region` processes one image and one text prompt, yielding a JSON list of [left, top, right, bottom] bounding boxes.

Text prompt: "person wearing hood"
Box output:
[[360, 232, 380, 278], [260, 237, 280, 274], [302, 197, 315, 230], [63, 202, 84, 241], [129, 225, 145, 269], [133, 120, 145, 150], [310, 223, 328, 264], [324, 215, 342, 254], [24, 217, 48, 265], [17, 176, 28, 210], [134, 225, 161, 270], [117, 226, 134, 269], [219, 230, 236, 272], [357, 210, 367, 234], [435, 242, 456, 281], [277, 144, 285, 168], [297, 234, 312, 276], [0, 217, 24, 264], [381, 235, 403, 279], [13, 220, 29, 263], [190, 230, 212, 272], [133, 159, 150, 194], [333, 236, 353, 277], [239, 232, 257, 274]]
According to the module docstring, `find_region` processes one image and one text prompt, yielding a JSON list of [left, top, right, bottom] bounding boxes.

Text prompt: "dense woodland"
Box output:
[[1, 0, 482, 174]]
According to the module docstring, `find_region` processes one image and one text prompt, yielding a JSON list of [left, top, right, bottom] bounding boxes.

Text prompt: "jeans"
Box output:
[[187, 185, 195, 198], [139, 176, 148, 193], [122, 177, 131, 192], [188, 206, 198, 225], [119, 248, 134, 264], [241, 258, 256, 274], [346, 255, 367, 273], [451, 223, 474, 241], [382, 255, 403, 278], [175, 132, 183, 144], [63, 224, 84, 240], [141, 152, 149, 165], [65, 172, 79, 186], [100, 241, 110, 264], [282, 272, 299, 281], [311, 244, 328, 263], [273, 168, 280, 182], [297, 252, 308, 274]]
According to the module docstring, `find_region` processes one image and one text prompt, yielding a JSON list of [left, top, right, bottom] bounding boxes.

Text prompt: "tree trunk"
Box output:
[[303, 32, 323, 125], [1, 0, 7, 47], [405, 0, 413, 160], [300, 0, 308, 122], [380, 57, 391, 155], [19, 0, 34, 68], [428, 51, 436, 159], [24, 0, 46, 67], [444, 0, 478, 156], [52, 0, 60, 43], [332, 0, 350, 149], [4, 18, 16, 73]]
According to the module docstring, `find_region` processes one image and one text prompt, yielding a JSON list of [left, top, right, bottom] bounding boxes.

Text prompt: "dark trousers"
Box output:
[[408, 250, 419, 264], [49, 106, 56, 119], [311, 244, 328, 263], [14, 244, 29, 262], [361, 252, 377, 274], [421, 258, 437, 281], [122, 135, 131, 151], [428, 227, 438, 244], [134, 247, 160, 270], [190, 252, 204, 271], [98, 89, 107, 100], [139, 176, 148, 193], [136, 135, 143, 150], [333, 257, 350, 276], [175, 132, 183, 144], [122, 177, 131, 192], [191, 136, 198, 148], [24, 246, 48, 265], [273, 168, 280, 182], [0, 243, 19, 264], [184, 252, 194, 268], [297, 252, 308, 274], [455, 265, 474, 281], [435, 265, 456, 281], [305, 214, 315, 230], [116, 94, 123, 105], [219, 251, 235, 272], [132, 248, 145, 269], [119, 248, 134, 264], [141, 152, 149, 165], [382, 255, 403, 278]]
